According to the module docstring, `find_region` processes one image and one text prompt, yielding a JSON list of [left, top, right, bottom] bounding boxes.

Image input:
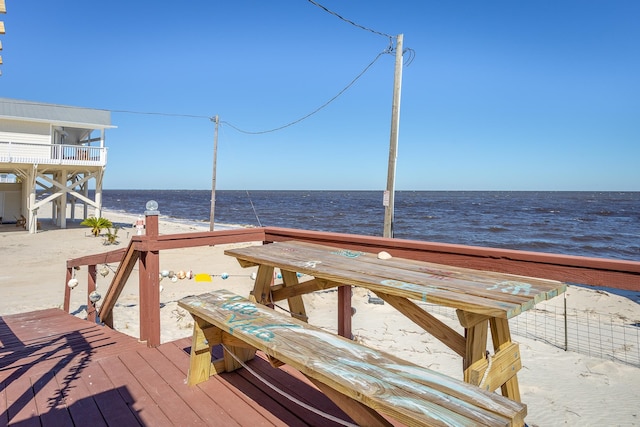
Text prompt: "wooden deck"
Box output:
[[0, 309, 362, 427]]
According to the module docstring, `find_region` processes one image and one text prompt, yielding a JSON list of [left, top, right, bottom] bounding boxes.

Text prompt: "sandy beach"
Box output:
[[1, 209, 639, 426]]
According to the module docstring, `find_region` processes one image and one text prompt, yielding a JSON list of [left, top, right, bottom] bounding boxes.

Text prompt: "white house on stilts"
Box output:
[[0, 98, 115, 233]]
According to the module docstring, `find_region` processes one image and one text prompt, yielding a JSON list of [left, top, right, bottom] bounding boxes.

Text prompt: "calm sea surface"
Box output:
[[100, 190, 640, 261]]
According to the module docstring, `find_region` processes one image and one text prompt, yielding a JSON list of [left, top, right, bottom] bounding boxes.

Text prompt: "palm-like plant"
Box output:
[[80, 216, 113, 237], [103, 226, 120, 245]]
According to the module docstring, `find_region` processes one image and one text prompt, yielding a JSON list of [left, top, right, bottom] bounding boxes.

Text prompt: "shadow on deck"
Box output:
[[0, 309, 360, 426]]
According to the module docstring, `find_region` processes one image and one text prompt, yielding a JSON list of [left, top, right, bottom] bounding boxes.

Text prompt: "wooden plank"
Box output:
[[137, 346, 233, 426], [291, 240, 566, 306], [238, 353, 356, 427], [117, 350, 207, 425], [463, 318, 489, 375], [53, 366, 108, 427], [79, 361, 142, 426], [309, 376, 392, 426], [97, 355, 173, 426], [4, 372, 41, 426], [63, 267, 72, 313], [0, 321, 141, 374], [222, 291, 525, 425], [187, 317, 221, 384], [179, 290, 526, 427], [143, 228, 265, 251], [3, 308, 371, 427], [491, 318, 521, 402], [31, 370, 75, 427], [457, 310, 491, 328], [280, 269, 308, 322], [251, 264, 274, 305], [138, 247, 160, 346], [212, 364, 305, 427], [226, 242, 533, 318], [98, 240, 140, 327], [86, 265, 98, 324], [66, 247, 127, 269], [261, 227, 640, 291], [337, 285, 352, 339], [271, 277, 335, 300], [0, 380, 8, 426], [467, 342, 521, 393]]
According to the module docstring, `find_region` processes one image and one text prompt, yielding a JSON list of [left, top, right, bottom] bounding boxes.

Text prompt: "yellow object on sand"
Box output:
[[194, 273, 212, 282]]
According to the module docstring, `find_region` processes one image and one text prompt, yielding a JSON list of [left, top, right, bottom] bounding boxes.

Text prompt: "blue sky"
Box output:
[[1, 1, 638, 191]]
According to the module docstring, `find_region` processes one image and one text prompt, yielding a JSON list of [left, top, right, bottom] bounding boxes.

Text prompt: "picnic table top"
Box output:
[[225, 240, 567, 319]]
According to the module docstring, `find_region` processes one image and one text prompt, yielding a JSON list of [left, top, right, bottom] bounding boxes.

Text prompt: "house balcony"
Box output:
[[0, 141, 107, 168]]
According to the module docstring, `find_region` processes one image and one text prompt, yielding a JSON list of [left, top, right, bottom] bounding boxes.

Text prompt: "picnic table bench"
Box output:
[[179, 289, 527, 426], [223, 241, 567, 404]]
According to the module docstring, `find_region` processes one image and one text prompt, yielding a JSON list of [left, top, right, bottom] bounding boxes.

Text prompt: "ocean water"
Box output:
[[100, 190, 640, 261]]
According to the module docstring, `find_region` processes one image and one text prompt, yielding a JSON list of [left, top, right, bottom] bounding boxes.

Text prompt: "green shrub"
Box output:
[[81, 216, 113, 237]]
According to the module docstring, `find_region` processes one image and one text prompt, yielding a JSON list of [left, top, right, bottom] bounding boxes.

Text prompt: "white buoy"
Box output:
[[89, 291, 101, 303], [67, 278, 79, 289]]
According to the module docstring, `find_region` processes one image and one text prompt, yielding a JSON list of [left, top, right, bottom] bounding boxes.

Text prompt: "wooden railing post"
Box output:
[[64, 267, 73, 312], [139, 205, 160, 347], [87, 265, 97, 323]]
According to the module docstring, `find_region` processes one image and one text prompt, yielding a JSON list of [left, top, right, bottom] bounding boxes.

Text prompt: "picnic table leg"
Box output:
[[187, 316, 221, 385], [457, 310, 489, 382], [462, 318, 489, 383], [251, 264, 275, 306], [280, 270, 308, 322], [490, 317, 522, 402], [337, 285, 353, 339]]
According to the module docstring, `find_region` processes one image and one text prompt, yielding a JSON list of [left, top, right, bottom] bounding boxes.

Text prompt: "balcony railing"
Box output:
[[0, 141, 107, 166]]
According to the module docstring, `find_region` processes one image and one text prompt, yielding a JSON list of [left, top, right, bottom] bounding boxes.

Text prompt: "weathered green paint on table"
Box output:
[[179, 290, 527, 427], [224, 241, 568, 405]]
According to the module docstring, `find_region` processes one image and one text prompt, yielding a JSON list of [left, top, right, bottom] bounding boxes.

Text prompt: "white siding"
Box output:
[[0, 119, 51, 144]]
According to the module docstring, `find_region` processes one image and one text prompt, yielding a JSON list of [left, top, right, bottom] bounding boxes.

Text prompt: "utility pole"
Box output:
[[209, 115, 219, 231], [383, 34, 403, 238]]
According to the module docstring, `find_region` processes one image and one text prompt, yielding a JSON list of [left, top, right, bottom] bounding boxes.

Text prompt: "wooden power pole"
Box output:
[[383, 34, 404, 238], [209, 115, 219, 231]]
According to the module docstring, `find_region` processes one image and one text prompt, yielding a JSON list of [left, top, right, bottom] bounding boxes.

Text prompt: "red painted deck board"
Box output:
[[0, 309, 360, 426]]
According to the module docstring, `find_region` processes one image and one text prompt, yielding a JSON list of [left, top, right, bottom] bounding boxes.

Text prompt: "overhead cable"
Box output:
[[307, 0, 394, 39], [223, 48, 389, 135]]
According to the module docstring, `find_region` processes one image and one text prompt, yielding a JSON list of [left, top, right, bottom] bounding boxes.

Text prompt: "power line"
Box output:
[[109, 109, 211, 120], [307, 0, 394, 39], [2, 0, 411, 136], [223, 48, 390, 135], [0, 99, 213, 121]]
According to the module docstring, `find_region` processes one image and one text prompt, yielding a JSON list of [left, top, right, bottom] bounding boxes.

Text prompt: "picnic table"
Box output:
[[224, 240, 567, 402]]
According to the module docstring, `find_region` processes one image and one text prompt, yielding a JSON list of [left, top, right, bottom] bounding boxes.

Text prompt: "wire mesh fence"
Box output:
[[423, 295, 640, 368]]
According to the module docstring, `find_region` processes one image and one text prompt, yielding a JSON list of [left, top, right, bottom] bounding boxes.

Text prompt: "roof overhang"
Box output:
[[0, 98, 117, 130]]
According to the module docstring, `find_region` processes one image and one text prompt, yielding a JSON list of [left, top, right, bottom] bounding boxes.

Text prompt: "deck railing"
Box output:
[[64, 216, 640, 349], [0, 141, 107, 166]]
